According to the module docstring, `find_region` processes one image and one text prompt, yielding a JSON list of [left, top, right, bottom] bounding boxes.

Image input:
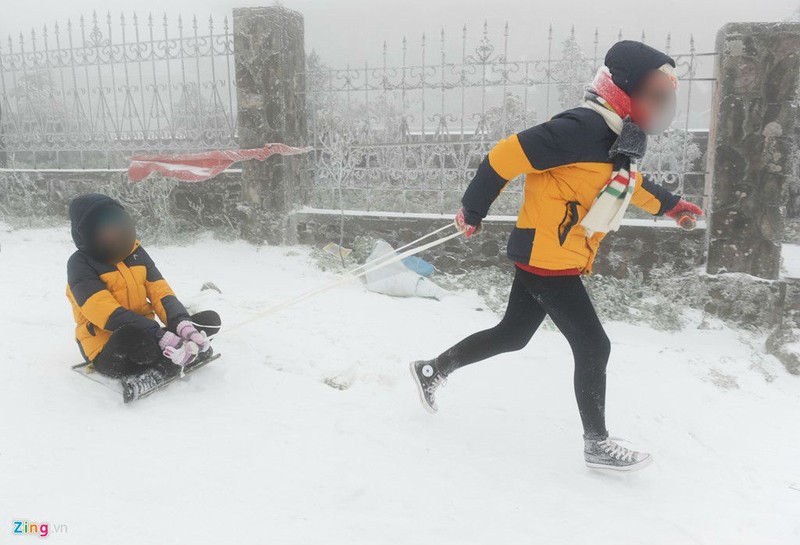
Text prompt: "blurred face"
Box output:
[[90, 208, 136, 264], [630, 69, 677, 134]]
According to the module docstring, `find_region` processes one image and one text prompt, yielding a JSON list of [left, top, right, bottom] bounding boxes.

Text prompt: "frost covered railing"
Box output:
[[302, 23, 715, 215], [0, 11, 237, 169]]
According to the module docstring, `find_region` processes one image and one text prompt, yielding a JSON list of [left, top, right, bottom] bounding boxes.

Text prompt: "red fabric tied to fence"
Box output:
[[127, 144, 313, 182]]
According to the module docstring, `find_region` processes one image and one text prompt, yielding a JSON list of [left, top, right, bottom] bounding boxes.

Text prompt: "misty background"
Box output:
[[3, 0, 798, 69]]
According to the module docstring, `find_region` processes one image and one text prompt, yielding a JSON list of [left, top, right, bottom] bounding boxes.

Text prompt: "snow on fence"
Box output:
[[300, 23, 716, 215], [0, 15, 715, 218], [0, 11, 238, 169]]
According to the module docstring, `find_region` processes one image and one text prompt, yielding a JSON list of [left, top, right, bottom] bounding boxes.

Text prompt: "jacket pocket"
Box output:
[[583, 234, 602, 274], [558, 201, 580, 246], [506, 227, 536, 263]]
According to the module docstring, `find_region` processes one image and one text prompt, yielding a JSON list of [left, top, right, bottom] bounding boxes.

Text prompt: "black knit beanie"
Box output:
[[604, 40, 676, 96]]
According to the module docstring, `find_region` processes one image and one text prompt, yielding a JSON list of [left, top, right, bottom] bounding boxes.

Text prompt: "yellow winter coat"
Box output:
[[461, 107, 680, 273]]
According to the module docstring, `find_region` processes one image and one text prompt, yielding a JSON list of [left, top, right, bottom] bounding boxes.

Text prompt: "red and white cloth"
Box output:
[[128, 143, 312, 183]]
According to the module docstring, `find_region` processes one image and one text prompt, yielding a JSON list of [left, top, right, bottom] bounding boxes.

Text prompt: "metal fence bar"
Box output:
[[0, 11, 238, 169], [302, 22, 716, 215]]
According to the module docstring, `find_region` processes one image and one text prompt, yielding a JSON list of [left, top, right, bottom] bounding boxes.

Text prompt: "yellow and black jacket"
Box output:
[[66, 241, 189, 361], [462, 107, 680, 274], [65, 193, 189, 361]]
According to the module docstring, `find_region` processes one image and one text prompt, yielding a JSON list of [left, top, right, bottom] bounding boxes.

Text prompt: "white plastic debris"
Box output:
[[363, 240, 447, 300]]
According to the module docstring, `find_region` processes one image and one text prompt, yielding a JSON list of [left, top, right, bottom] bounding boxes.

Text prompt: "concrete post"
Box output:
[[233, 6, 308, 244], [706, 22, 800, 279]]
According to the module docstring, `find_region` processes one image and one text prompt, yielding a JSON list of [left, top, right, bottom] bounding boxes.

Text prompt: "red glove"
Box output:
[[665, 199, 703, 230], [454, 208, 482, 238]]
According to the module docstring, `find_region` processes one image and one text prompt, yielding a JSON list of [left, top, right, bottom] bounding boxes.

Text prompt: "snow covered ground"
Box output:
[[782, 243, 800, 278], [1, 224, 799, 545]]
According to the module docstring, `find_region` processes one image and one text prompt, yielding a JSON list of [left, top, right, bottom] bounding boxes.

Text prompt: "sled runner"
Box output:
[[71, 351, 222, 404]]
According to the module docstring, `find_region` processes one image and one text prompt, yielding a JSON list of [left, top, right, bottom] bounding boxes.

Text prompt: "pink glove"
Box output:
[[176, 320, 212, 352], [665, 199, 703, 230], [158, 331, 198, 367], [454, 208, 482, 238]]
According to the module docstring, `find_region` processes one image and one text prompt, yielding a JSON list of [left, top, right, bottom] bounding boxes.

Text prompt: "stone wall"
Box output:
[[0, 168, 707, 281], [293, 210, 707, 278], [0, 169, 243, 239]]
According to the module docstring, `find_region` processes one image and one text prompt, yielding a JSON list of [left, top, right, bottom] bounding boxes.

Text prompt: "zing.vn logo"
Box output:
[[12, 520, 67, 538]]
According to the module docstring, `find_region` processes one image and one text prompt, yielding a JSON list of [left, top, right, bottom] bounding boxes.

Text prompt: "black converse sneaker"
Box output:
[[121, 368, 166, 403], [410, 360, 447, 413], [584, 435, 653, 472]]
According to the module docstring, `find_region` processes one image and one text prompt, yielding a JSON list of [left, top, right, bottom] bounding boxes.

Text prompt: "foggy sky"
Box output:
[[2, 0, 798, 69]]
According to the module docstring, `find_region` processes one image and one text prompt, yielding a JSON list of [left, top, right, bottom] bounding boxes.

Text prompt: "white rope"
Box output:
[[186, 223, 459, 334], [345, 223, 454, 276], [216, 224, 462, 335]]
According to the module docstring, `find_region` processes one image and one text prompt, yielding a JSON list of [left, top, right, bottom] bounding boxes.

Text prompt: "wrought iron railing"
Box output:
[[302, 23, 716, 215], [0, 11, 237, 169], [0, 15, 717, 220]]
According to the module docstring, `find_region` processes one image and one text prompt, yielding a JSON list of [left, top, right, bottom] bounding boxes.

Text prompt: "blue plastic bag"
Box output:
[[402, 255, 435, 277]]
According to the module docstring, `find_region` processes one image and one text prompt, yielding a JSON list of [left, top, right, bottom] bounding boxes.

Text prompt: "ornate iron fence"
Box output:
[[303, 23, 715, 216], [0, 11, 237, 169]]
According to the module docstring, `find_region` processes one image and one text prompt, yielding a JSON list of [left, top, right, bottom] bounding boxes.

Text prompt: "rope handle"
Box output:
[[218, 223, 462, 335], [345, 223, 455, 276]]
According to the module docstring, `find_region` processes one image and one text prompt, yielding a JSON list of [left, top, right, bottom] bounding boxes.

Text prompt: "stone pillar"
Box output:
[[706, 23, 800, 279], [233, 6, 308, 244]]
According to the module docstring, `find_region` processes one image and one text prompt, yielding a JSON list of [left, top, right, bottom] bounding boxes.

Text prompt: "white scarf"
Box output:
[[578, 99, 642, 237]]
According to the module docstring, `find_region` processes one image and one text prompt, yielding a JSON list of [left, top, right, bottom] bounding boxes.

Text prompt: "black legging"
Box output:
[[436, 267, 610, 439], [93, 310, 221, 378]]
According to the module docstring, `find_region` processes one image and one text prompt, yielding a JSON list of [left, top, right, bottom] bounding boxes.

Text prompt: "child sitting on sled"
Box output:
[[66, 193, 221, 381]]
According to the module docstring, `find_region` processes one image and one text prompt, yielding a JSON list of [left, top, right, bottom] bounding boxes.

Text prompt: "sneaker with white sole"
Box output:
[[409, 359, 447, 413], [584, 436, 652, 472], [121, 367, 167, 403]]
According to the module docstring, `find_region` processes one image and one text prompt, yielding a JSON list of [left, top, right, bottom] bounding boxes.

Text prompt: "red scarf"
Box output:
[[591, 67, 632, 118]]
